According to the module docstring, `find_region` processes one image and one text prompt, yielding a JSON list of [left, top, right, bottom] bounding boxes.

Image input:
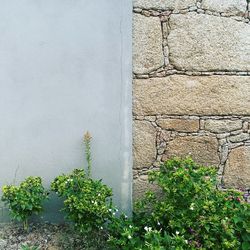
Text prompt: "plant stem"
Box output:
[[23, 218, 28, 231], [84, 131, 92, 178]]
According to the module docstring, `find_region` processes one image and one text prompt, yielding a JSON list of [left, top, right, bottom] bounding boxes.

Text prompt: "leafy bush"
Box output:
[[107, 214, 140, 249], [51, 132, 113, 233], [108, 158, 250, 250], [107, 214, 188, 250], [2, 177, 49, 230], [51, 168, 113, 233]]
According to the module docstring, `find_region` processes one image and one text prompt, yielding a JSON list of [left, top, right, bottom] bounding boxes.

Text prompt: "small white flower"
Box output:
[[128, 235, 132, 239], [116, 208, 119, 212], [144, 226, 152, 232], [98, 193, 101, 196], [91, 200, 94, 204], [94, 201, 98, 205], [190, 203, 195, 210], [112, 212, 116, 215], [108, 209, 112, 212], [129, 225, 133, 228], [100, 226, 103, 230], [176, 231, 180, 235], [124, 215, 128, 219], [185, 240, 188, 244], [157, 222, 160, 226]]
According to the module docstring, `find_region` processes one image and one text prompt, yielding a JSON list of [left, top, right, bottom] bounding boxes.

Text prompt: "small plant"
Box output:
[[51, 132, 113, 233], [2, 177, 49, 230], [21, 244, 40, 250]]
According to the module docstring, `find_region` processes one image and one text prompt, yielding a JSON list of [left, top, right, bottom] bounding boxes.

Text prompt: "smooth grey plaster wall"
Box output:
[[0, 0, 132, 221]]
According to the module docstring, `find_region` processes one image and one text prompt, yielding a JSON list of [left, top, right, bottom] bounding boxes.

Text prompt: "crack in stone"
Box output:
[[134, 70, 250, 79], [133, 7, 250, 23]]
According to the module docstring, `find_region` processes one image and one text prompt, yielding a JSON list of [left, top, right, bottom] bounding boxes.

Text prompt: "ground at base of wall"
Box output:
[[0, 223, 108, 250]]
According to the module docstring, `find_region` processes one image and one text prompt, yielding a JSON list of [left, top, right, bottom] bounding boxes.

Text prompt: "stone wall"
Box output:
[[132, 0, 250, 199]]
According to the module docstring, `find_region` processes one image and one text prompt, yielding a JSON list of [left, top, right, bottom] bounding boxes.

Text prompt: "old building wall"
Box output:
[[133, 0, 250, 199]]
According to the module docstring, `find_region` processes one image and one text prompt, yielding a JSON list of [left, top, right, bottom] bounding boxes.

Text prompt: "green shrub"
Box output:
[[2, 176, 49, 230], [108, 157, 250, 250], [107, 214, 188, 250], [51, 168, 113, 233], [51, 132, 113, 233], [107, 214, 141, 249]]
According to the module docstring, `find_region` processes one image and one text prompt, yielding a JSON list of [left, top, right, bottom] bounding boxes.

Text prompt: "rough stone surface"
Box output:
[[132, 0, 250, 193], [162, 136, 220, 166], [228, 133, 250, 143], [133, 0, 196, 10], [224, 146, 250, 188], [157, 118, 199, 132], [133, 175, 160, 200], [133, 76, 250, 116], [201, 0, 247, 15], [204, 120, 242, 133], [168, 13, 250, 71], [133, 14, 163, 74], [133, 120, 156, 169]]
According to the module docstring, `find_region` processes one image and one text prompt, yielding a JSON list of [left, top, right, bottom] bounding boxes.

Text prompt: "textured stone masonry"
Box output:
[[133, 14, 163, 74], [133, 0, 196, 10], [224, 146, 250, 188], [162, 135, 220, 166], [204, 120, 243, 133], [156, 118, 199, 132], [133, 174, 160, 201], [132, 0, 250, 199], [201, 0, 247, 15], [168, 13, 250, 72], [133, 115, 250, 191], [133, 120, 156, 169], [134, 76, 250, 116]]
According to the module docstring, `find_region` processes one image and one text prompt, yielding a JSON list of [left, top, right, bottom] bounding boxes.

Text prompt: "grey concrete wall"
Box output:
[[0, 0, 132, 221]]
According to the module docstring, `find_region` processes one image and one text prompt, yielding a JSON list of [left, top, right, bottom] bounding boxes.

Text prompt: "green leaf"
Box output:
[[242, 242, 250, 250]]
